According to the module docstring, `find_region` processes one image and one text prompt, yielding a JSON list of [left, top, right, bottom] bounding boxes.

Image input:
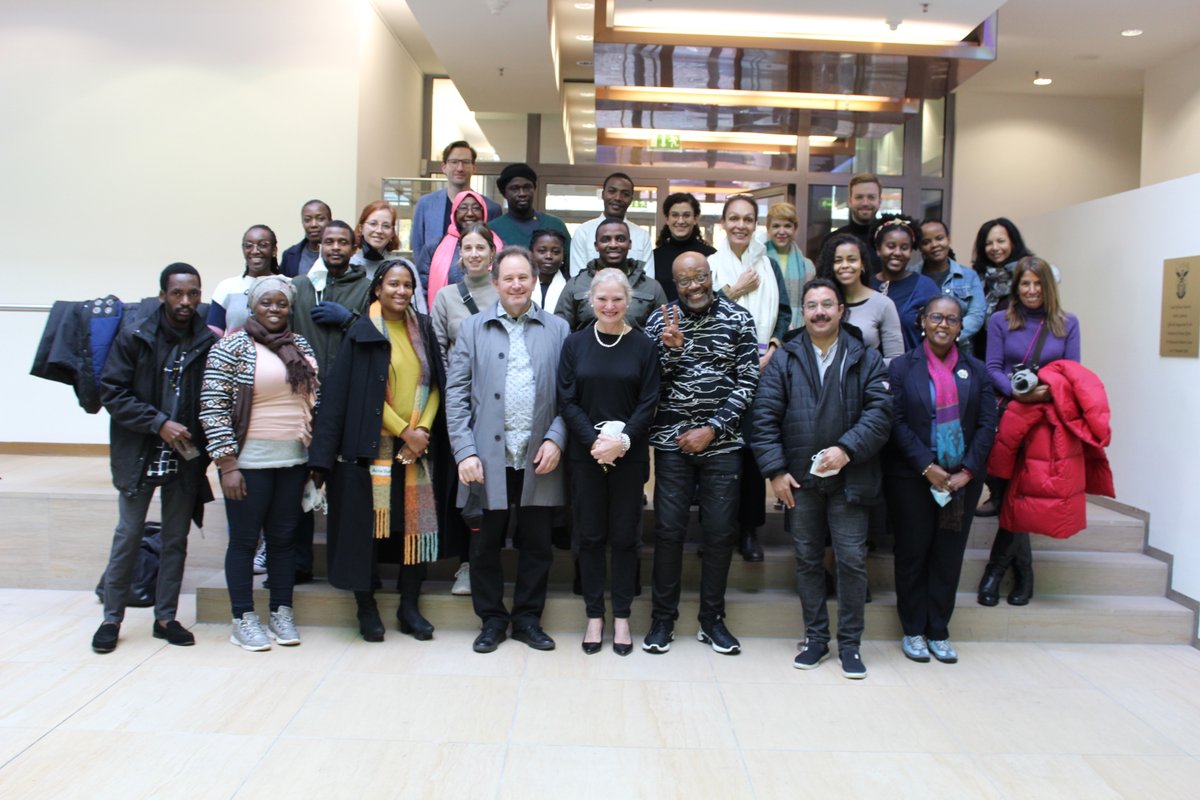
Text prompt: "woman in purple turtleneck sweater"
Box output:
[[977, 257, 1080, 608]]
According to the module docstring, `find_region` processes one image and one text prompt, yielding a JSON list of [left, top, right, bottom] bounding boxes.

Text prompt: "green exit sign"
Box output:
[[820, 197, 834, 210], [650, 133, 682, 150]]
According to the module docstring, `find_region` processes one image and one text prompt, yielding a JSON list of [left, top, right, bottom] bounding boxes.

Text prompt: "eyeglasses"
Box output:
[[364, 220, 394, 231], [674, 273, 710, 288], [445, 158, 472, 167], [803, 300, 838, 311], [925, 313, 962, 326]]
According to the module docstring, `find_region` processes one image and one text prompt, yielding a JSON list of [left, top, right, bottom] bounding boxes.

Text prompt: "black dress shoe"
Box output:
[[153, 620, 195, 646], [512, 624, 556, 651], [397, 602, 434, 641], [612, 641, 633, 657], [739, 531, 764, 562], [473, 626, 507, 653], [92, 622, 119, 654], [357, 608, 385, 642], [1007, 565, 1034, 606]]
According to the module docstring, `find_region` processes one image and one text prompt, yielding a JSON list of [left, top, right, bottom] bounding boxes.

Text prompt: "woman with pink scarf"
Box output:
[[415, 190, 504, 309]]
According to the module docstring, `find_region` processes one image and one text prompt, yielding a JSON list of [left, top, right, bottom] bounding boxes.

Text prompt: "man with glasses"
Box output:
[[642, 252, 759, 655], [749, 278, 892, 679], [411, 141, 502, 259]]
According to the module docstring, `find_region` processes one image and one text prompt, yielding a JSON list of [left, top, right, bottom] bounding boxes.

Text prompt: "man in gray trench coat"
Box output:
[[446, 245, 570, 653]]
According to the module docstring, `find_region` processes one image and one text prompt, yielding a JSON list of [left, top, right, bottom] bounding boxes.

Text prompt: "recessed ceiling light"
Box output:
[[574, 2, 595, 9], [1032, 71, 1052, 86], [580, 91, 595, 97], [576, 60, 593, 67], [576, 34, 594, 42], [583, 148, 596, 153], [582, 123, 596, 129], [1121, 29, 1143, 37]]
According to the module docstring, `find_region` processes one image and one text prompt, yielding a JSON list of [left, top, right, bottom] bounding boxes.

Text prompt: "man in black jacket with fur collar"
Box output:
[[92, 263, 216, 654], [750, 278, 891, 680]]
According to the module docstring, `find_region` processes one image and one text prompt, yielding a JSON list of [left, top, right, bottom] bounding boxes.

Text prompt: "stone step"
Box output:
[[195, 575, 1194, 645], [309, 545, 1168, 598]]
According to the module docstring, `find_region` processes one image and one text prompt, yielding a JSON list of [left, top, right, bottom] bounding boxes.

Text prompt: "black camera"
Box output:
[[1010, 364, 1039, 395]]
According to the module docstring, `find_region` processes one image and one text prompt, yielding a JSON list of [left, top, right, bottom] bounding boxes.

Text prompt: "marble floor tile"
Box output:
[[284, 671, 519, 743], [927, 686, 1182, 755], [1104, 684, 1200, 755], [721, 682, 960, 753], [1083, 754, 1200, 799], [889, 641, 1092, 690], [511, 677, 736, 749], [743, 750, 1002, 799], [330, 628, 531, 678], [1042, 642, 1200, 696], [3, 611, 168, 665], [1152, 643, 1200, 673], [0, 728, 47, 766], [500, 744, 753, 799], [520, 634, 715, 684], [60, 663, 323, 736], [974, 753, 1125, 799], [0, 729, 271, 800], [0, 662, 127, 728], [236, 738, 505, 799], [707, 637, 908, 686], [146, 621, 353, 673]]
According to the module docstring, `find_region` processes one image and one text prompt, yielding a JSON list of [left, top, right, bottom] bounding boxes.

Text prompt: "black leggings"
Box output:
[[223, 465, 306, 617]]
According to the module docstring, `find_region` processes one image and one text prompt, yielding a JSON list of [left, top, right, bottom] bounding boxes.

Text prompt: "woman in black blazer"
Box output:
[[886, 295, 996, 664]]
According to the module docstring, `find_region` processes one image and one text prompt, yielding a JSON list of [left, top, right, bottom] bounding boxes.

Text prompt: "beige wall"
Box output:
[[951, 91, 1142, 259], [0, 0, 365, 443], [356, 3, 424, 211], [1141, 44, 1200, 187]]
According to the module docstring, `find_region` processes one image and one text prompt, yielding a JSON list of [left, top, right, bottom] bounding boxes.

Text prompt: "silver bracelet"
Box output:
[[619, 433, 631, 452]]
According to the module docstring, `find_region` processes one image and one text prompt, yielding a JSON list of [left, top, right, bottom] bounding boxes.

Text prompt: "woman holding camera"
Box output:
[[977, 257, 1080, 606]]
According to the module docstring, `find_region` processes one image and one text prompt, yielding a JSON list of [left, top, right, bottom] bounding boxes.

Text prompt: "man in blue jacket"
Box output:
[[92, 263, 216, 654], [410, 141, 502, 258], [750, 278, 892, 679]]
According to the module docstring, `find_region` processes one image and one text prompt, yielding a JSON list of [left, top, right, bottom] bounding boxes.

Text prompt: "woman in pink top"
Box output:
[[200, 276, 319, 651]]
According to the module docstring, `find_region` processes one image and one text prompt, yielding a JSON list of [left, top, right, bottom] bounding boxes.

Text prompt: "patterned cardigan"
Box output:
[[199, 331, 319, 462]]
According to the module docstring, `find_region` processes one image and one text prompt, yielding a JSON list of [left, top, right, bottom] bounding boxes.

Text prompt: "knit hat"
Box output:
[[497, 162, 538, 193]]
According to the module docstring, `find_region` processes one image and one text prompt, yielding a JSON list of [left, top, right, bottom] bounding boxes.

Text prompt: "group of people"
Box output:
[[90, 153, 1094, 681]]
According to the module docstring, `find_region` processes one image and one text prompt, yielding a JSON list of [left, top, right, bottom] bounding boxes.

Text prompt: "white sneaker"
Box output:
[[451, 563, 471, 596], [269, 606, 301, 646], [253, 540, 267, 575], [231, 612, 270, 651]]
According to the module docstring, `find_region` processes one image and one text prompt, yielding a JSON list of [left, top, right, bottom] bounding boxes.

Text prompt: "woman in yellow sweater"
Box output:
[[309, 258, 451, 642]]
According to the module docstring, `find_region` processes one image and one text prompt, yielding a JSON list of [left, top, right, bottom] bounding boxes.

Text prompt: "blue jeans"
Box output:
[[790, 486, 869, 648], [651, 449, 740, 625]]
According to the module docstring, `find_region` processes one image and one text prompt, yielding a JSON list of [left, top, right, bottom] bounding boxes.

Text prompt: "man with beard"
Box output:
[[488, 163, 569, 252], [92, 263, 216, 653], [280, 199, 332, 278], [569, 172, 654, 278], [291, 220, 371, 380], [411, 141, 502, 259], [641, 252, 759, 655], [750, 278, 892, 679], [827, 172, 882, 252], [555, 218, 666, 331]]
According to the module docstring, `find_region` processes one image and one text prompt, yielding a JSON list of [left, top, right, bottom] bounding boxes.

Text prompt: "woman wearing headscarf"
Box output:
[[417, 190, 504, 309], [308, 259, 451, 643], [200, 276, 318, 650]]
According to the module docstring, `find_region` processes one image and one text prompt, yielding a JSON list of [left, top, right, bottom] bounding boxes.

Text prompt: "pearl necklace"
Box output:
[[594, 323, 628, 348]]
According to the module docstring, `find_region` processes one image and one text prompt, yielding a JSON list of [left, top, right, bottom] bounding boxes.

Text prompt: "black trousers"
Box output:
[[888, 474, 984, 640], [736, 446, 766, 530], [470, 468, 554, 630], [651, 449, 740, 625], [571, 457, 647, 619], [223, 465, 306, 617]]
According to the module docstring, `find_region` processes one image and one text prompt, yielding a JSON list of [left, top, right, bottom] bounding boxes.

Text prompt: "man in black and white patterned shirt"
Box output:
[[642, 251, 759, 655]]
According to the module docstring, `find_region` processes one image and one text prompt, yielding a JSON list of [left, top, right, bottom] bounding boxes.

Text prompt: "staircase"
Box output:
[[195, 500, 1194, 644]]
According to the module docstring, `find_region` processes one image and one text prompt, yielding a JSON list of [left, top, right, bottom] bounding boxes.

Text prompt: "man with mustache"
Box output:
[[749, 278, 892, 679], [641, 252, 759, 655]]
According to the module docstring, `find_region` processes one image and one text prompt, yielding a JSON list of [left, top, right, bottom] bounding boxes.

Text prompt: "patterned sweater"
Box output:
[[644, 296, 759, 456], [199, 331, 318, 461]]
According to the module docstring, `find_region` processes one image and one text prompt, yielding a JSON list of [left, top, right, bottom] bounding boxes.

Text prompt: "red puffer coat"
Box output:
[[986, 360, 1115, 538]]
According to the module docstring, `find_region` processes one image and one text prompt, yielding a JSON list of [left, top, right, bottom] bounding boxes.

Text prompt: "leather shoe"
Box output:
[[582, 639, 603, 655], [152, 619, 195, 646], [977, 565, 1005, 607], [397, 601, 434, 641], [357, 607, 385, 642], [473, 626, 507, 653], [612, 641, 633, 657], [512, 624, 556, 651], [92, 622, 119, 654], [739, 530, 764, 562]]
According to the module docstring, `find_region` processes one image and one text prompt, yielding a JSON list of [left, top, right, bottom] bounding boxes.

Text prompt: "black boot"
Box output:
[[739, 528, 764, 562], [1007, 534, 1034, 605], [355, 591, 385, 642], [976, 564, 1005, 607], [397, 564, 433, 640]]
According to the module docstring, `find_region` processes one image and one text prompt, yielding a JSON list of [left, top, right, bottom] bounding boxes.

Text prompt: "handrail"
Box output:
[[0, 304, 52, 313]]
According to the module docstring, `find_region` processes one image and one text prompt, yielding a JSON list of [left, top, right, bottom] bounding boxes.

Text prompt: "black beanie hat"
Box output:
[[497, 163, 538, 193]]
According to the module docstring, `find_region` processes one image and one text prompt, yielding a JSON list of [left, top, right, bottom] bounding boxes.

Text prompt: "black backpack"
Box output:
[[94, 522, 162, 607]]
